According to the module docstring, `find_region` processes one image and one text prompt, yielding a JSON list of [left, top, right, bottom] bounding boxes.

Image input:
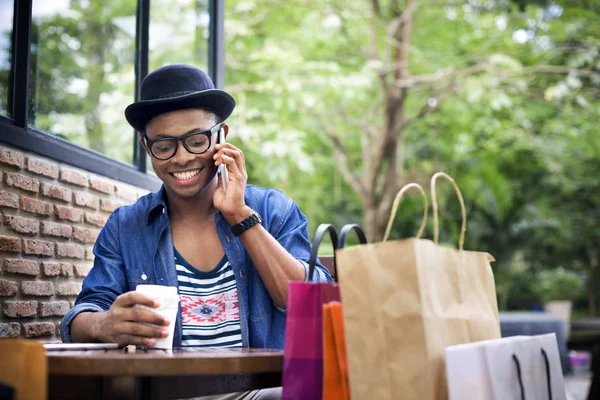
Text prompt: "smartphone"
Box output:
[[218, 128, 228, 193]]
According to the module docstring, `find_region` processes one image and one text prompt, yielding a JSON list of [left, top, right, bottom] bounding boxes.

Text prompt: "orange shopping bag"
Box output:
[[323, 302, 349, 400], [323, 224, 367, 400]]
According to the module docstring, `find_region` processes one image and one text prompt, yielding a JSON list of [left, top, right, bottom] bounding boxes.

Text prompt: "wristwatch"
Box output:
[[230, 210, 262, 237]]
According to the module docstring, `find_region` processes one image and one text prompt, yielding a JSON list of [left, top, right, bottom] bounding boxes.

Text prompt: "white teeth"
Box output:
[[173, 170, 199, 180]]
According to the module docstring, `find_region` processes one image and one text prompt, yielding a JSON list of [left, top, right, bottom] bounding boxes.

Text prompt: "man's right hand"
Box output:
[[72, 292, 171, 347]]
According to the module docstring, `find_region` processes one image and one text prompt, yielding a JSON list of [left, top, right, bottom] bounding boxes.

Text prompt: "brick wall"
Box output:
[[0, 144, 149, 341]]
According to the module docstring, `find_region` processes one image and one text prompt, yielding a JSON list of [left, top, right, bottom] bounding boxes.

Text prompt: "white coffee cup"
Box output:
[[134, 284, 180, 350]]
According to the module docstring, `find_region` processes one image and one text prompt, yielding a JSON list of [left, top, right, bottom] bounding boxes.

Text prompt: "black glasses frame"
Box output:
[[145, 122, 223, 160]]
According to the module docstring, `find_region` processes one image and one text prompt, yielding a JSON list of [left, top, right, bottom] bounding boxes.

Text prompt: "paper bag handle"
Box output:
[[382, 183, 428, 242], [308, 224, 339, 281], [512, 350, 553, 400], [430, 172, 467, 250], [541, 349, 553, 400], [512, 354, 526, 400], [338, 224, 367, 249]]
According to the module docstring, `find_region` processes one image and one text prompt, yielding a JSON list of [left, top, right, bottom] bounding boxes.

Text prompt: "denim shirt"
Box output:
[[60, 185, 332, 349]]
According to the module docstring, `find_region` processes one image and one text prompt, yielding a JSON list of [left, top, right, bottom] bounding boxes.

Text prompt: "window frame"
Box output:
[[0, 0, 225, 191]]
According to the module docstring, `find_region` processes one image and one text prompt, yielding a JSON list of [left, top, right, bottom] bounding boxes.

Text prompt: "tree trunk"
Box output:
[[589, 250, 599, 317]]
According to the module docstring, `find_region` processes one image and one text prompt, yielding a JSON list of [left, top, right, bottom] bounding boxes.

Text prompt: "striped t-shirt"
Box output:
[[175, 249, 242, 348]]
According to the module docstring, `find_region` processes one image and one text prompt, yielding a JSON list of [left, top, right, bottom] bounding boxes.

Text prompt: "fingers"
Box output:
[[114, 291, 159, 308], [214, 145, 246, 175], [116, 321, 169, 340]]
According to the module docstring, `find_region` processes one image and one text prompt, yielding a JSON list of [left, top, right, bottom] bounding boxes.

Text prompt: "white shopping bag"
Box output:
[[446, 334, 566, 400]]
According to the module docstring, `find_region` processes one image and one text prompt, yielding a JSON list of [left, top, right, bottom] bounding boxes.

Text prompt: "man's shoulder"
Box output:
[[244, 185, 293, 211]]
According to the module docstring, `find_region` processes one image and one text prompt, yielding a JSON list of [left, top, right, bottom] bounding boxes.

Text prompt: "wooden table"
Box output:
[[47, 348, 283, 400]]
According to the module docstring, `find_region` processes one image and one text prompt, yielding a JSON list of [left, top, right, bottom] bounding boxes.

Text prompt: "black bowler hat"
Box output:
[[125, 64, 236, 132]]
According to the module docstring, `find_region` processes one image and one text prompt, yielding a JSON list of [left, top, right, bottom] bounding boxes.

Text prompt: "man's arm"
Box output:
[[61, 211, 169, 346], [213, 142, 331, 308], [224, 206, 306, 308]]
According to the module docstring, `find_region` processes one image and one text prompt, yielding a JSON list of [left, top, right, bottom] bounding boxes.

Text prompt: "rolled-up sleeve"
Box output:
[[271, 198, 333, 285], [60, 211, 128, 343]]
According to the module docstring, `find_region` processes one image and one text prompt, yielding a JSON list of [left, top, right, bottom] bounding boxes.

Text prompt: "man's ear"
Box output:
[[222, 123, 229, 140], [139, 133, 151, 156]]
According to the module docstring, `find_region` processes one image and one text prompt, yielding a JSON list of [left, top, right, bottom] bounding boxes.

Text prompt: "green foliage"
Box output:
[[536, 268, 586, 302]]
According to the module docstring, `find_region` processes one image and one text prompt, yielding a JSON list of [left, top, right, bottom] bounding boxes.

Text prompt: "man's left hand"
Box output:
[[213, 143, 252, 224]]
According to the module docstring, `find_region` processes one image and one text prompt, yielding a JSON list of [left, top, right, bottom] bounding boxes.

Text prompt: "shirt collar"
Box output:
[[146, 185, 168, 225]]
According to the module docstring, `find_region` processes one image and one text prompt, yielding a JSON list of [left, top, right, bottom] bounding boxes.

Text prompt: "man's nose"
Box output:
[[171, 141, 195, 164]]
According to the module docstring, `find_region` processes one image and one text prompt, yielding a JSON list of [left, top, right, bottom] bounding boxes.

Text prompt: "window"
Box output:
[[29, 0, 137, 165], [149, 0, 210, 72], [0, 1, 14, 116], [0, 0, 223, 191]]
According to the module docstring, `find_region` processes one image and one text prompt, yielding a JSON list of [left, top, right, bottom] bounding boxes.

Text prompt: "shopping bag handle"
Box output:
[[382, 183, 428, 242], [512, 350, 553, 400], [337, 224, 367, 249], [512, 354, 526, 400], [430, 172, 467, 250], [308, 224, 339, 281], [541, 348, 553, 400]]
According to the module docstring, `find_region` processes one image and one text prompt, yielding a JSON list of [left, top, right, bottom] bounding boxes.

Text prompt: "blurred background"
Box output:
[[3, 0, 598, 319]]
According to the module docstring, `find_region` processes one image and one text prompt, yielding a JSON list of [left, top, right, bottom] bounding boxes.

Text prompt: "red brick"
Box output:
[[56, 243, 84, 259], [56, 282, 82, 296], [41, 183, 72, 202], [115, 185, 138, 202], [23, 239, 54, 257], [0, 236, 21, 253], [74, 191, 99, 210], [22, 281, 54, 296], [40, 301, 70, 317], [41, 221, 72, 238], [20, 197, 53, 216], [85, 247, 95, 261], [85, 212, 108, 227], [72, 226, 100, 244], [0, 323, 20, 337], [26, 157, 59, 178], [0, 279, 18, 296], [42, 262, 61, 277], [4, 259, 39, 276], [89, 177, 114, 194], [24, 322, 55, 338], [3, 300, 37, 317], [5, 172, 39, 193], [0, 147, 24, 168], [0, 190, 19, 209], [55, 205, 84, 222], [59, 169, 88, 187], [74, 264, 92, 278], [4, 215, 39, 235], [60, 263, 74, 276], [100, 198, 123, 213]]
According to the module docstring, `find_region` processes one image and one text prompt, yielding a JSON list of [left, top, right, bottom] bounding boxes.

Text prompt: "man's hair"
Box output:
[[141, 109, 221, 138]]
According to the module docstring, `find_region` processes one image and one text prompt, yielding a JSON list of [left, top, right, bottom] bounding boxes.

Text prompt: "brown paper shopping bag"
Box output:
[[336, 173, 501, 400]]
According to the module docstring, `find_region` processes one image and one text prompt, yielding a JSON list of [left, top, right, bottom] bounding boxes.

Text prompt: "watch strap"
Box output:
[[231, 210, 262, 237]]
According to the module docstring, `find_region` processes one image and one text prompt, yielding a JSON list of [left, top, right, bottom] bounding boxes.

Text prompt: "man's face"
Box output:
[[143, 108, 222, 200]]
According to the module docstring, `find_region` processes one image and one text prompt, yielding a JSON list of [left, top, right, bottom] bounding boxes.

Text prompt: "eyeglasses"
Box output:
[[145, 123, 223, 161]]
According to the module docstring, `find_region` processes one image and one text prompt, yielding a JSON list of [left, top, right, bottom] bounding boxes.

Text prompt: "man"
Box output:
[[60, 64, 331, 398]]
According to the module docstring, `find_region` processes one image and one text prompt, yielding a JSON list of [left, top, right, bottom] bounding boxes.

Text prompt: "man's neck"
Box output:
[[165, 181, 217, 224]]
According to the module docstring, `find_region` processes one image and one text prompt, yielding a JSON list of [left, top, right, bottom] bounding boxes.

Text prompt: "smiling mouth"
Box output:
[[171, 169, 201, 181]]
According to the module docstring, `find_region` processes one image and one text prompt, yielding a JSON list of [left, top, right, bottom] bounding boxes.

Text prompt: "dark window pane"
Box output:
[[149, 0, 209, 72], [29, 0, 137, 165], [0, 2, 14, 116]]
